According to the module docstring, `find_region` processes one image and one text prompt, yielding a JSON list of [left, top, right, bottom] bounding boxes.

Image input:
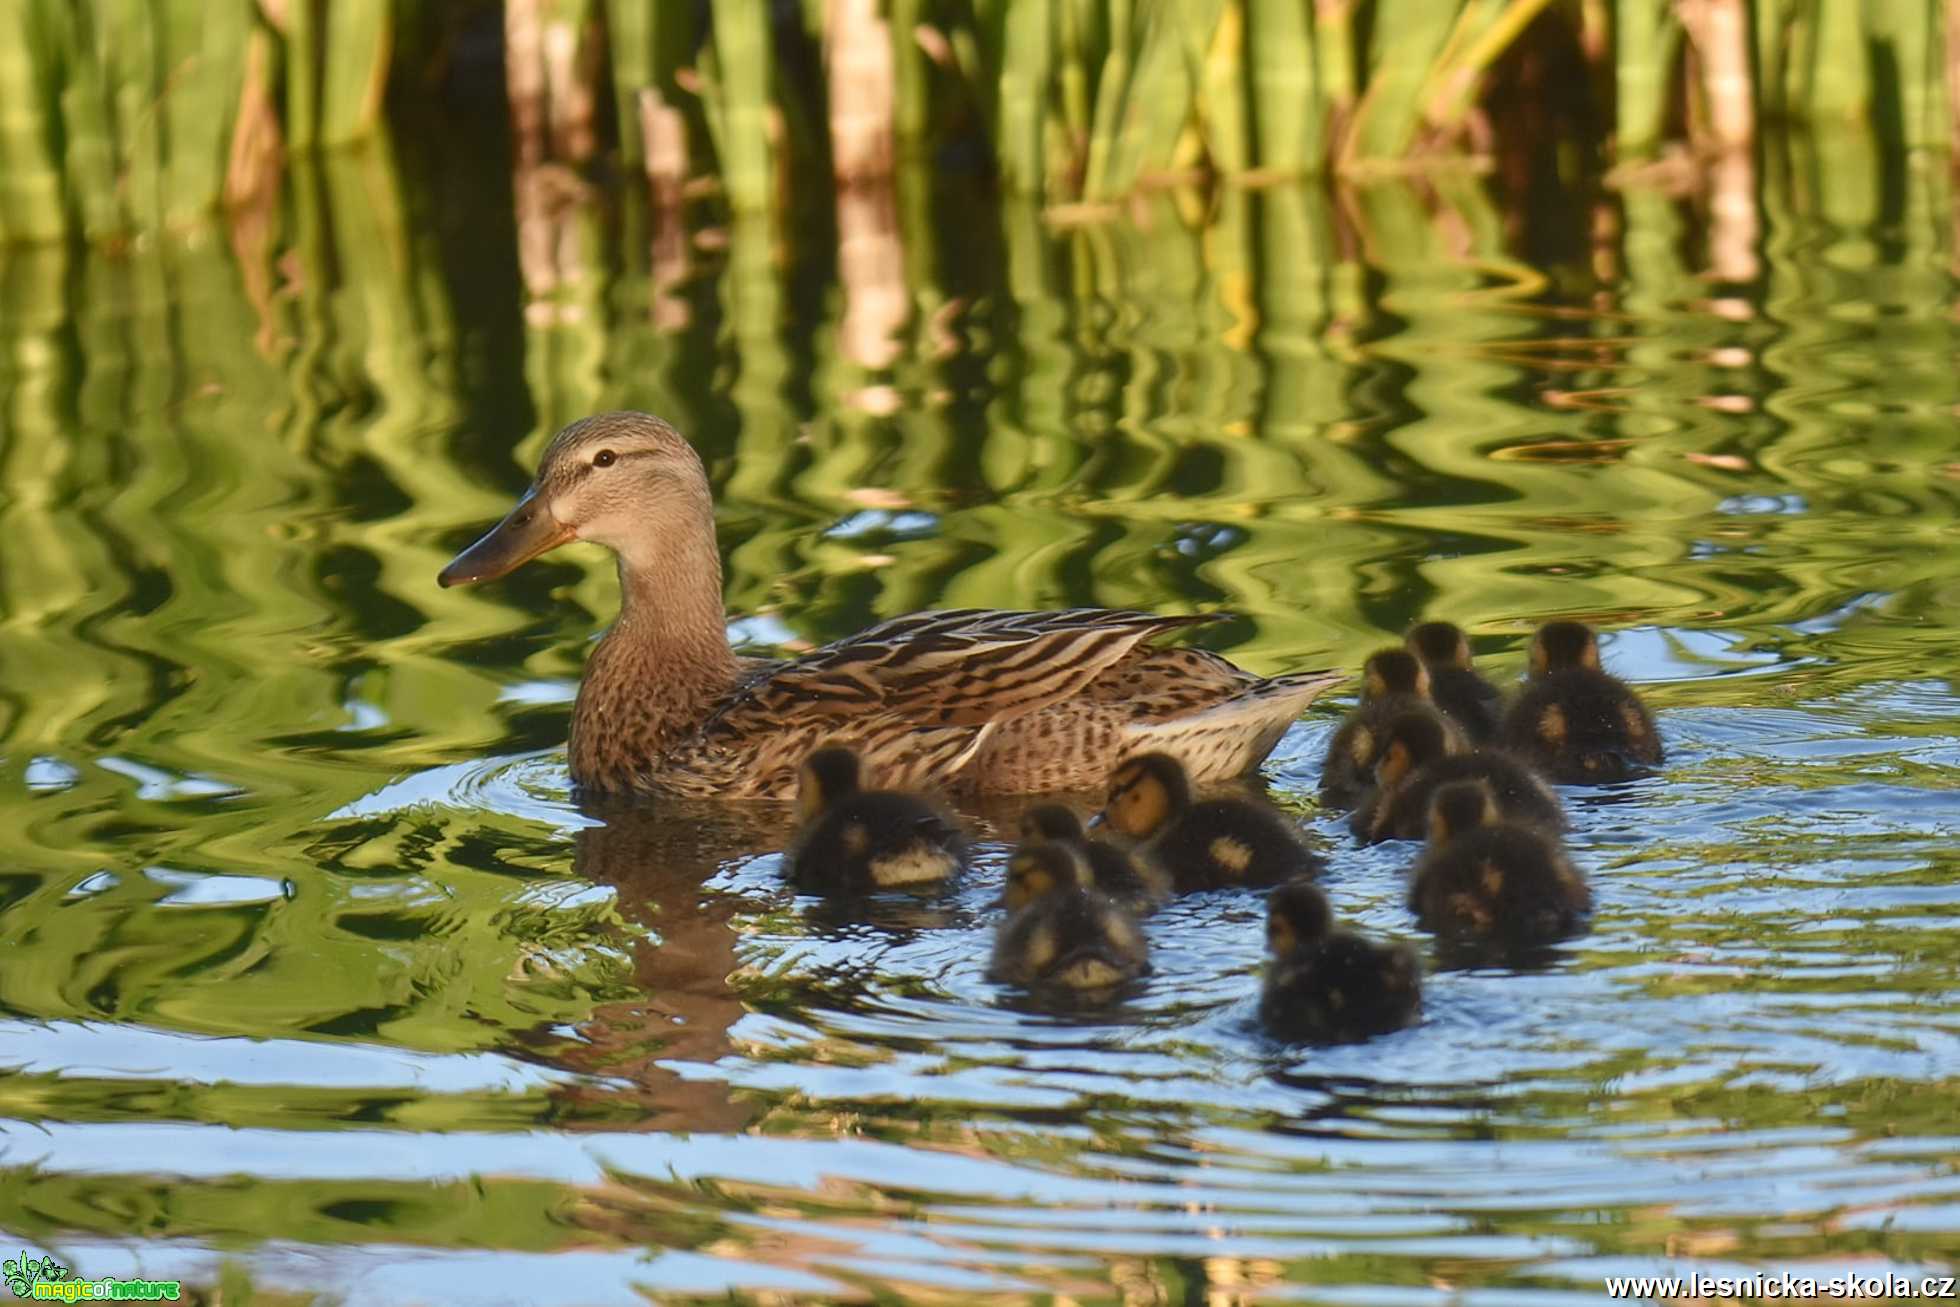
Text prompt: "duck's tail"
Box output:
[[1123, 669, 1342, 784]]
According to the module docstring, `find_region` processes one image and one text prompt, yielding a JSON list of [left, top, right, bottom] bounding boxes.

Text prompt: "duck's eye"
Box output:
[[593, 449, 617, 468]]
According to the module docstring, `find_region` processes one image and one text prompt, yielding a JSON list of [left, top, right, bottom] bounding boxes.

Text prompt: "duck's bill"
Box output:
[[437, 490, 574, 587]]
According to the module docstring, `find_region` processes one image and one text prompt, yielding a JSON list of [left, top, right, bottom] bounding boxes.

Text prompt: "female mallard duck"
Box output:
[[1405, 621, 1504, 744], [1351, 711, 1565, 844], [1408, 779, 1591, 949], [991, 843, 1150, 993], [1020, 803, 1172, 914], [437, 412, 1341, 799], [1259, 879, 1421, 1043], [1319, 648, 1455, 809], [783, 746, 965, 892], [1098, 752, 1323, 891], [1501, 620, 1663, 783]]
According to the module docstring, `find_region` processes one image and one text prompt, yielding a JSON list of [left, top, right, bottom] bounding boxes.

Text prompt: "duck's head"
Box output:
[[438, 412, 711, 587], [1426, 778, 1496, 846], [1407, 621, 1474, 670], [1002, 842, 1091, 911], [1373, 711, 1454, 791], [1098, 752, 1191, 840], [1266, 879, 1332, 957], [794, 746, 864, 824], [1362, 648, 1429, 700], [1020, 803, 1089, 845], [1529, 620, 1603, 676]]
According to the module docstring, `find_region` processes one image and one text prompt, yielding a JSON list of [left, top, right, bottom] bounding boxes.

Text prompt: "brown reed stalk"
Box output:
[[826, 0, 897, 184]]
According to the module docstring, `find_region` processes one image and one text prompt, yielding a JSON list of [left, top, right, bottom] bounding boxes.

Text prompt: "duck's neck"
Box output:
[[569, 524, 739, 792]]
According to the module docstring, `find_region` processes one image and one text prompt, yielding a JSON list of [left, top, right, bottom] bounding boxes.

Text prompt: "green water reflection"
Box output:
[[1, 113, 1957, 1303]]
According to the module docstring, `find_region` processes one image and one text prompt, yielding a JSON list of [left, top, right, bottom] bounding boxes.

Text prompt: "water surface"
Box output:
[[1, 124, 1957, 1303]]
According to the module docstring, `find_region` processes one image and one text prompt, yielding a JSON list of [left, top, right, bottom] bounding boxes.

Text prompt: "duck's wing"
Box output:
[[1119, 668, 1343, 779], [662, 608, 1218, 797], [714, 608, 1220, 727], [658, 714, 996, 800]]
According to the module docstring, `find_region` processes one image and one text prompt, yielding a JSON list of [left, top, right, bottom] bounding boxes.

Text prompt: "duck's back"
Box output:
[[972, 646, 1336, 793], [640, 609, 1332, 798], [1153, 799, 1323, 891], [1427, 667, 1504, 743], [1260, 933, 1422, 1043], [1503, 668, 1662, 782], [786, 792, 964, 892], [1319, 694, 1437, 808], [1354, 750, 1564, 843], [1409, 823, 1591, 947], [992, 888, 1149, 990], [1076, 838, 1173, 913]]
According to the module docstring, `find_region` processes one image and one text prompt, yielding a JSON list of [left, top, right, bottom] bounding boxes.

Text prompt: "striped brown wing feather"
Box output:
[[656, 714, 991, 799], [705, 608, 1220, 730], [1084, 645, 1260, 718]]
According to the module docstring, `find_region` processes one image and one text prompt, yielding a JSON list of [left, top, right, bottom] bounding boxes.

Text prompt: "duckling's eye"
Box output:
[[593, 449, 617, 469]]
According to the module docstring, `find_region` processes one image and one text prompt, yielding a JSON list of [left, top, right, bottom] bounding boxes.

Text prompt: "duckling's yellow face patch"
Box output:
[[1427, 805, 1453, 846], [1537, 704, 1568, 747], [1620, 702, 1651, 742], [794, 765, 827, 826], [1209, 835, 1255, 879], [1020, 921, 1059, 972], [1105, 910, 1142, 957], [1377, 741, 1414, 790], [1003, 853, 1059, 911], [1101, 764, 1171, 839], [1346, 726, 1375, 769], [1268, 915, 1297, 957]]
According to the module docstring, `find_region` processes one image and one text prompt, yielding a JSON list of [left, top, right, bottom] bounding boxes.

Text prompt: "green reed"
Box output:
[[0, 1, 1949, 235]]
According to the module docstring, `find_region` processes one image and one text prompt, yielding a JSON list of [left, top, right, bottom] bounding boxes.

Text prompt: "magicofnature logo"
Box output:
[[4, 1251, 180, 1301], [3, 1253, 71, 1299]]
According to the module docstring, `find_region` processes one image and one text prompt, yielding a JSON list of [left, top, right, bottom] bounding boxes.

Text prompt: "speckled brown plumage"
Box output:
[[439, 412, 1342, 800]]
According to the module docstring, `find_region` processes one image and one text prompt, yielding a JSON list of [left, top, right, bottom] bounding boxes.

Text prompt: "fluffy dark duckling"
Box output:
[[783, 746, 965, 893], [1408, 779, 1592, 949], [1318, 648, 1457, 809], [1098, 752, 1325, 891], [1020, 803, 1172, 914], [1405, 621, 1504, 744], [1501, 620, 1664, 783], [1259, 879, 1422, 1044], [990, 843, 1150, 993], [1350, 711, 1565, 844]]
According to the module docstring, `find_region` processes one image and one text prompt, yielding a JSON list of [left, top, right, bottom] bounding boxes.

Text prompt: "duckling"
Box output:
[[1408, 779, 1591, 949], [1502, 620, 1663, 783], [1099, 752, 1324, 891], [1319, 648, 1457, 809], [1020, 803, 1172, 914], [1405, 621, 1504, 744], [784, 746, 965, 893], [1259, 879, 1422, 1043], [1351, 711, 1565, 844], [991, 843, 1150, 993]]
